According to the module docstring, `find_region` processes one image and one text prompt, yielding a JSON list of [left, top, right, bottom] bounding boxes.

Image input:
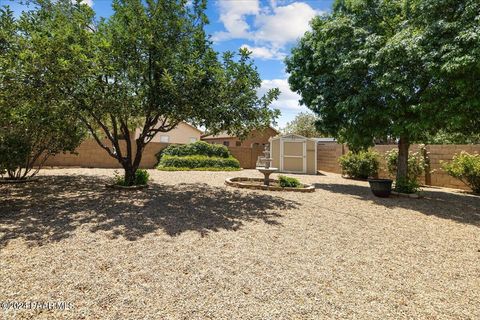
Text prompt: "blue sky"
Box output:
[[2, 0, 334, 128]]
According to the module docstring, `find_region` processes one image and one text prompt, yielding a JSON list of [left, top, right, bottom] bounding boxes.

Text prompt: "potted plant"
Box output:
[[368, 178, 393, 197]]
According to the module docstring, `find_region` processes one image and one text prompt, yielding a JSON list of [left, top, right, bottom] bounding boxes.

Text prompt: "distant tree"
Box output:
[[29, 0, 279, 186], [286, 0, 480, 189], [0, 6, 85, 180], [420, 131, 480, 145], [282, 112, 323, 138]]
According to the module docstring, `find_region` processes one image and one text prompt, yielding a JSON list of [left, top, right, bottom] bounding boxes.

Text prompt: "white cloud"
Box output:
[[253, 2, 317, 48], [214, 1, 321, 59], [72, 0, 93, 7], [258, 78, 306, 111], [241, 44, 285, 60], [259, 78, 310, 129], [214, 0, 260, 41]]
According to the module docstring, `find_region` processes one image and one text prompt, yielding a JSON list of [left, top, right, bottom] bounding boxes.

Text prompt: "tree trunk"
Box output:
[[121, 139, 144, 186], [396, 136, 410, 183], [123, 164, 137, 186]]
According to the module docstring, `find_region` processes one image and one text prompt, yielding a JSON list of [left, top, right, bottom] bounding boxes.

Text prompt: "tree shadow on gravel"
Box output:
[[314, 182, 480, 227], [0, 175, 298, 248]]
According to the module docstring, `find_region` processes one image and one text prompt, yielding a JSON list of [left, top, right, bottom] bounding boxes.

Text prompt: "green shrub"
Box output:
[[443, 152, 480, 193], [0, 134, 31, 178], [394, 177, 421, 194], [385, 149, 426, 180], [113, 169, 150, 186], [156, 141, 231, 162], [157, 167, 241, 171], [338, 150, 380, 179], [158, 155, 240, 169], [278, 175, 302, 188], [134, 169, 150, 185], [385, 148, 426, 193]]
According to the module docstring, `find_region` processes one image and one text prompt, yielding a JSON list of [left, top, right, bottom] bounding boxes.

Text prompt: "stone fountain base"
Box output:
[[256, 167, 278, 186], [225, 177, 315, 193]]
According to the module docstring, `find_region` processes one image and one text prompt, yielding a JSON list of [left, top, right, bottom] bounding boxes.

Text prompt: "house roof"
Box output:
[[180, 121, 203, 134], [201, 126, 279, 140], [201, 131, 233, 139]]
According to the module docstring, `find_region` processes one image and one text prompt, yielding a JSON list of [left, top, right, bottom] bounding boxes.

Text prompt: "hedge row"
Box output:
[[157, 167, 241, 172], [157, 155, 240, 169], [157, 141, 231, 160]]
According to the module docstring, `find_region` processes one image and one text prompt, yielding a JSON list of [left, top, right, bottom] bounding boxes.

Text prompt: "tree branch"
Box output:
[[78, 114, 118, 159], [119, 116, 132, 166]]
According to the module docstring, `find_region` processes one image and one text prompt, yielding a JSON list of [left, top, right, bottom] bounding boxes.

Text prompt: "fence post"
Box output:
[[422, 145, 432, 186], [250, 146, 255, 169]]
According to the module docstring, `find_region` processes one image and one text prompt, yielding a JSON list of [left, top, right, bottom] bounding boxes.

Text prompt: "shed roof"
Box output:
[[312, 137, 336, 143], [269, 133, 317, 142]]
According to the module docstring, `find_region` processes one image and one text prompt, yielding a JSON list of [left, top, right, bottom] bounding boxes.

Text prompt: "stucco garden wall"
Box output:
[[316, 143, 480, 191], [41, 139, 479, 190], [42, 139, 264, 170], [42, 139, 170, 169]]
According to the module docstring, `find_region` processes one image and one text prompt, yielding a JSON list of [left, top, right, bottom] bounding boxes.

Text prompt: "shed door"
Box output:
[[281, 140, 306, 173]]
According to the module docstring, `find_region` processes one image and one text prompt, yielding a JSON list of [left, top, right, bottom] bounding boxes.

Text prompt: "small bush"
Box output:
[[443, 152, 480, 193], [0, 135, 31, 177], [156, 141, 231, 162], [157, 167, 241, 171], [385, 148, 426, 193], [113, 169, 150, 186], [279, 175, 302, 188], [394, 177, 420, 194], [338, 150, 380, 179], [385, 149, 426, 181], [134, 169, 150, 185], [158, 155, 240, 169]]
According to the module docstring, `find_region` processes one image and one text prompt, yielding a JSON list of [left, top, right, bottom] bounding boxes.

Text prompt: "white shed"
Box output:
[[269, 134, 318, 175]]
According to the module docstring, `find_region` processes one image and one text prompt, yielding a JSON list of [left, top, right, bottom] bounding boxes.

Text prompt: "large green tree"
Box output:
[[286, 0, 479, 187], [282, 112, 323, 138], [27, 0, 279, 185], [0, 6, 85, 180]]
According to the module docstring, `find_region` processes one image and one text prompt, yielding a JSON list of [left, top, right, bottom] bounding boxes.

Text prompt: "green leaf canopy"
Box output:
[[286, 0, 480, 182]]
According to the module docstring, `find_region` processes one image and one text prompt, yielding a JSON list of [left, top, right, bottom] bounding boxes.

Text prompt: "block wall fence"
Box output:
[[42, 139, 265, 170], [42, 139, 478, 191], [316, 143, 480, 191]]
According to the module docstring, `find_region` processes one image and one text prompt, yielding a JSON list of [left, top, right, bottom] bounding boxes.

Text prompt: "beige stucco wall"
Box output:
[[41, 139, 265, 170], [316, 143, 480, 191], [42, 139, 169, 169], [228, 146, 264, 169], [135, 122, 202, 144]]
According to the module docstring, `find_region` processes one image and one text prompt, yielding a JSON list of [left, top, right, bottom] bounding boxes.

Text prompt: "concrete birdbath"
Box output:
[[225, 143, 314, 192], [256, 144, 278, 186]]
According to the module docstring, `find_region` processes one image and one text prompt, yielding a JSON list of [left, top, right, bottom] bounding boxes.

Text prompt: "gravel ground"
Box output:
[[0, 168, 479, 319]]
